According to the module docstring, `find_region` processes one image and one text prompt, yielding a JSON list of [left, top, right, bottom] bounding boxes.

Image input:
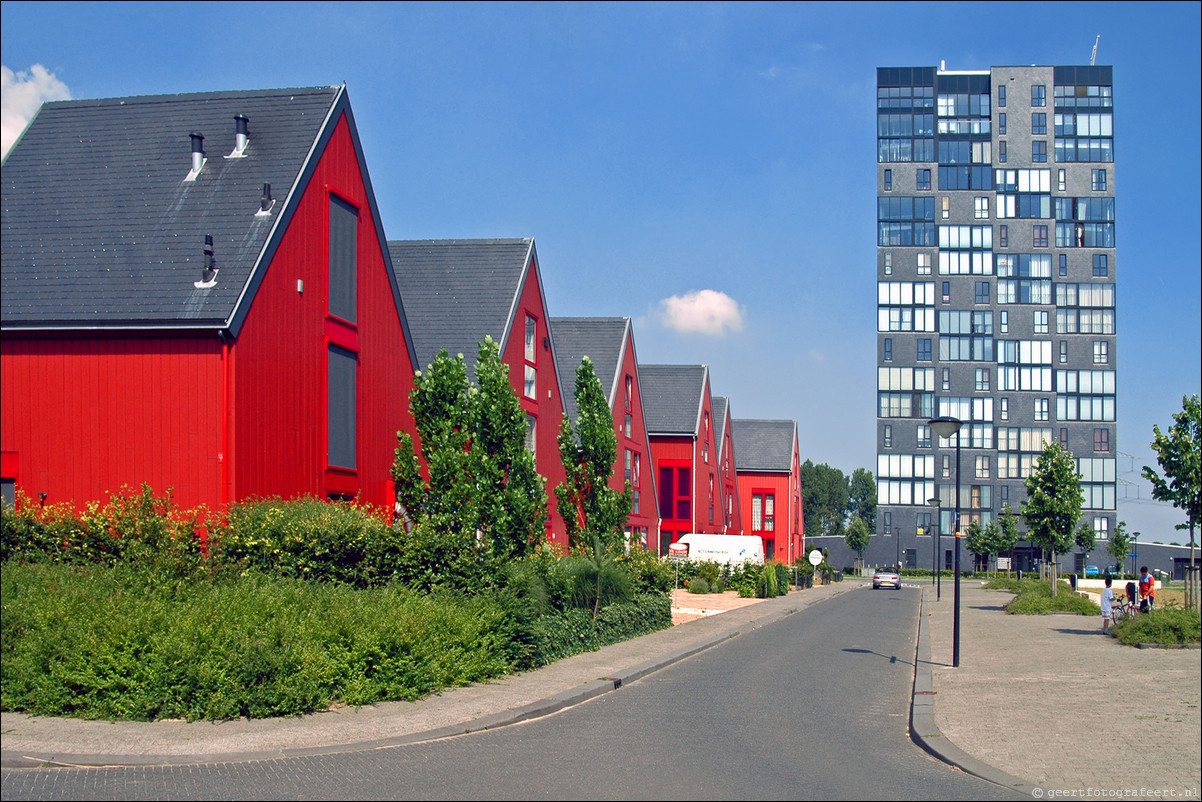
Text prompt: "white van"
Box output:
[[673, 534, 765, 567]]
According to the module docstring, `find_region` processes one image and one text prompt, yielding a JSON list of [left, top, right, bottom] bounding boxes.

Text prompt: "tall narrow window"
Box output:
[[998, 85, 1006, 107], [328, 196, 358, 323], [523, 315, 537, 399], [1031, 84, 1046, 107], [525, 415, 537, 455], [999, 225, 1008, 248], [884, 169, 893, 191], [884, 337, 893, 361], [884, 252, 892, 275], [327, 345, 357, 470], [999, 140, 1007, 163], [998, 112, 1007, 134], [1058, 169, 1067, 191]]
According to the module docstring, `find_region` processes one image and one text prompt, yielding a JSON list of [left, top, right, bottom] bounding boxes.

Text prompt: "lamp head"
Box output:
[[928, 416, 964, 440]]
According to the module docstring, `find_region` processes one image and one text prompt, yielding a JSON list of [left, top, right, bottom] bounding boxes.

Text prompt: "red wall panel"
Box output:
[[610, 332, 658, 549], [0, 335, 223, 512], [231, 114, 415, 510], [501, 261, 568, 546]]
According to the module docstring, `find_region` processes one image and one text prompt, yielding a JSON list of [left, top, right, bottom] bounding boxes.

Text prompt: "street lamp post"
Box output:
[[928, 496, 941, 600], [1131, 532, 1140, 578], [895, 527, 901, 573], [929, 415, 965, 668]]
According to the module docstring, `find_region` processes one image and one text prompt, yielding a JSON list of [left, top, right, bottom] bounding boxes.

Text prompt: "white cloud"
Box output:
[[2, 64, 71, 158], [657, 289, 745, 336]]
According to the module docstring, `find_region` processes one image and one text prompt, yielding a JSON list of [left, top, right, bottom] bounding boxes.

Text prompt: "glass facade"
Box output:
[[876, 65, 1117, 570]]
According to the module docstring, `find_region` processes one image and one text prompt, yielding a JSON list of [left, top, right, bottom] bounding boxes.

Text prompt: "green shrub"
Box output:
[[526, 593, 671, 665], [687, 576, 710, 594], [616, 544, 674, 594], [711, 577, 725, 593], [696, 561, 720, 585], [774, 561, 790, 594], [0, 562, 518, 720], [999, 577, 1100, 615], [1113, 607, 1201, 646], [1, 485, 209, 577]]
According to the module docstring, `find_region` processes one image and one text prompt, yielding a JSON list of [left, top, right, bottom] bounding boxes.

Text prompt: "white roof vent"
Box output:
[[226, 115, 249, 158]]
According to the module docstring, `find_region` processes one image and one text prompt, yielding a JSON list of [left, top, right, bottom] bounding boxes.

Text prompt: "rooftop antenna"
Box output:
[[1090, 34, 1100, 65]]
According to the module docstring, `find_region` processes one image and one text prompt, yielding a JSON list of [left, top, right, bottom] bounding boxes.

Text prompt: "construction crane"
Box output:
[[1091, 35, 1100, 65]]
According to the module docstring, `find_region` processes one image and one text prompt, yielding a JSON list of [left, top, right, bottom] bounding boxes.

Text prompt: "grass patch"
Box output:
[[986, 576, 1100, 615], [1112, 607, 1201, 647]]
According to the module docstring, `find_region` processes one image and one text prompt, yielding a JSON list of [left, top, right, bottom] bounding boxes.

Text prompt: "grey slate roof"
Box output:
[[712, 396, 730, 457], [731, 419, 797, 472], [548, 317, 629, 425], [639, 364, 708, 436], [2, 86, 391, 334], [387, 239, 536, 376]]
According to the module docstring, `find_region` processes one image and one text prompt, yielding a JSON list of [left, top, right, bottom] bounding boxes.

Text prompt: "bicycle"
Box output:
[[1111, 595, 1138, 624]]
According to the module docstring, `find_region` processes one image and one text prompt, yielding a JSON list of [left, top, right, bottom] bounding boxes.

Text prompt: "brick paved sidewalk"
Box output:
[[923, 580, 1201, 796]]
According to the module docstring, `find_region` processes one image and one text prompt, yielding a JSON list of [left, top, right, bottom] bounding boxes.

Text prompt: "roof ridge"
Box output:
[[42, 87, 341, 109]]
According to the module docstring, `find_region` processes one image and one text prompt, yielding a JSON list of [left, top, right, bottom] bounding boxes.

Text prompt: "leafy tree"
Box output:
[[965, 519, 1004, 573], [390, 340, 548, 579], [555, 356, 632, 618], [473, 337, 547, 562], [996, 504, 1020, 575], [404, 349, 477, 534], [1142, 394, 1201, 610], [848, 468, 878, 531], [800, 460, 850, 539], [843, 516, 871, 565], [1107, 520, 1132, 576], [1021, 441, 1084, 595], [1074, 520, 1096, 575]]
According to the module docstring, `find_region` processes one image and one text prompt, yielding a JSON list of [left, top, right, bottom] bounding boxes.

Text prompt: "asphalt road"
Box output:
[[0, 586, 1024, 801]]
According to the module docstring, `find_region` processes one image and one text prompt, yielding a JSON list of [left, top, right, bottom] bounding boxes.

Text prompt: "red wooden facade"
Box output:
[[648, 371, 725, 554], [736, 434, 805, 565], [499, 261, 569, 546], [714, 399, 742, 535], [1, 110, 417, 514], [612, 335, 658, 551]]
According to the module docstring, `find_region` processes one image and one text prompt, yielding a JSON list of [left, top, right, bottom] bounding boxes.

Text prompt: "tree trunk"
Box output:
[[1050, 549, 1057, 596]]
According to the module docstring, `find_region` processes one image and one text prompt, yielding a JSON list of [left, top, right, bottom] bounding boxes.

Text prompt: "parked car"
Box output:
[[872, 568, 901, 590], [1084, 565, 1101, 576]]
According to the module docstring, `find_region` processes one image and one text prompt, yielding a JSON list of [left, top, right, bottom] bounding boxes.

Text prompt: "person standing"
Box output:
[[1137, 566, 1156, 612], [1100, 576, 1115, 633]]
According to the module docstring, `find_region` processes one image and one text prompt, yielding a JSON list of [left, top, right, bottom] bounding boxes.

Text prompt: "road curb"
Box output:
[[909, 585, 1038, 797]]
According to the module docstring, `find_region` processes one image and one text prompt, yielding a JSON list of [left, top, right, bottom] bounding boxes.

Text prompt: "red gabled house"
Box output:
[[549, 317, 660, 551], [638, 364, 725, 554], [732, 419, 804, 564], [1, 86, 418, 513], [711, 396, 743, 535], [387, 239, 570, 546]]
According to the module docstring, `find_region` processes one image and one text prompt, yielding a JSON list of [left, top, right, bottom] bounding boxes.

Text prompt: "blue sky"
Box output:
[[3, 1, 1199, 544]]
